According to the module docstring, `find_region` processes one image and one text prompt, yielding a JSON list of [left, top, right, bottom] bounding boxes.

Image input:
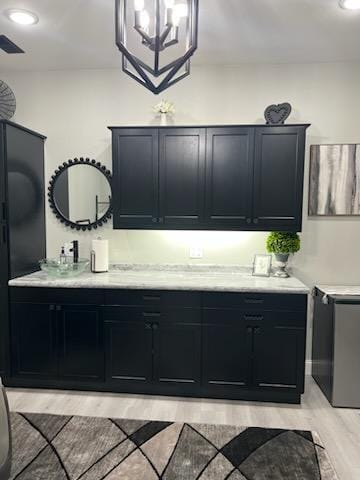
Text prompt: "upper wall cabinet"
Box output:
[[110, 124, 309, 232], [253, 127, 306, 230]]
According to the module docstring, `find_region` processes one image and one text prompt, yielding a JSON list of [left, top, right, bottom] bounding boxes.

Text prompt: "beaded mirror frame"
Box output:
[[48, 157, 113, 231]]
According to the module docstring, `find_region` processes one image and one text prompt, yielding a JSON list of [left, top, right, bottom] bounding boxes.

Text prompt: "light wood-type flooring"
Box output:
[[7, 376, 360, 480]]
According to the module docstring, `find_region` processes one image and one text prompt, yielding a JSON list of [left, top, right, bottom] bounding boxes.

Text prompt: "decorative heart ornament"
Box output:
[[264, 102, 292, 125]]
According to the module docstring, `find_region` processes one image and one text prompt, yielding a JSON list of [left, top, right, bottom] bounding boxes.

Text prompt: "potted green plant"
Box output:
[[266, 232, 300, 277]]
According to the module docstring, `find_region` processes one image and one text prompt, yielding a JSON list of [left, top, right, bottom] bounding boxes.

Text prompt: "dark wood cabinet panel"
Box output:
[[104, 308, 153, 384], [252, 313, 306, 392], [253, 127, 306, 231], [58, 305, 104, 381], [159, 128, 205, 226], [205, 127, 254, 227], [8, 287, 307, 403], [112, 128, 159, 228], [11, 303, 57, 378], [0, 286, 7, 376], [154, 310, 201, 386], [203, 310, 250, 388], [111, 125, 308, 232]]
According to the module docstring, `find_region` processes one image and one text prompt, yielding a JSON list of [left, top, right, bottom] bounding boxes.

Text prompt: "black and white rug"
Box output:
[[10, 412, 338, 479]]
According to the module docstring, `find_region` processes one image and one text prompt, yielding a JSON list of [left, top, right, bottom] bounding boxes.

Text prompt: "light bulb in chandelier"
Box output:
[[139, 9, 150, 30], [172, 3, 188, 26], [134, 0, 144, 11], [165, 0, 175, 8]]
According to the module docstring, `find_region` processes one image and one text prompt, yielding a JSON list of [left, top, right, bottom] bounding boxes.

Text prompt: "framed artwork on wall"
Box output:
[[309, 144, 360, 216], [252, 254, 272, 277]]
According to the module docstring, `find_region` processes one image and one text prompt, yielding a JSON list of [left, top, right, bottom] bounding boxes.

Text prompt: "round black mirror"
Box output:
[[48, 158, 112, 231]]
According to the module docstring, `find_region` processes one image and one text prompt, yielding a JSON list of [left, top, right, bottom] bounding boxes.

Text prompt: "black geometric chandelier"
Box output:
[[115, 0, 199, 94]]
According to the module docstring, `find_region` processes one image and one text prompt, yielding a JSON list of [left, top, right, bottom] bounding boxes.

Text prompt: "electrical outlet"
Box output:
[[190, 246, 203, 259]]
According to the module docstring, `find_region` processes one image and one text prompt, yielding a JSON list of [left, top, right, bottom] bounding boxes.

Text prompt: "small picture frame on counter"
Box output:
[[252, 254, 272, 277]]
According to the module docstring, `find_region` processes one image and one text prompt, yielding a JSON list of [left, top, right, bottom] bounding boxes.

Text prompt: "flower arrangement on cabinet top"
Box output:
[[153, 99, 175, 125]]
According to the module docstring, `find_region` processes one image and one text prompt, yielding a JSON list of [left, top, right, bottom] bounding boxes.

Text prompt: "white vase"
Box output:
[[160, 113, 167, 126]]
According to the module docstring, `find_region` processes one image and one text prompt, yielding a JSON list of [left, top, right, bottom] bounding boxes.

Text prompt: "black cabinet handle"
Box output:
[[244, 315, 264, 323], [143, 295, 161, 302], [152, 323, 159, 330], [56, 305, 62, 312], [254, 327, 261, 334], [253, 218, 259, 225], [1, 225, 6, 245], [158, 218, 164, 224], [246, 218, 251, 224], [143, 312, 161, 318], [244, 297, 264, 304], [152, 218, 158, 223], [1, 202, 6, 222], [145, 323, 152, 330], [49, 305, 55, 311], [246, 327, 252, 334]]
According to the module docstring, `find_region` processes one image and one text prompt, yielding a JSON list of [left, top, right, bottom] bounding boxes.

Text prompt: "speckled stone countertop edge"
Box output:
[[8, 264, 310, 295]]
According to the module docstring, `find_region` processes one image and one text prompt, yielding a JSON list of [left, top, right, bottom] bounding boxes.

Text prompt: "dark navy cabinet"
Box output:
[[0, 121, 46, 381], [112, 128, 159, 228], [57, 305, 103, 381], [9, 287, 307, 404], [104, 292, 202, 395], [253, 127, 306, 231], [110, 124, 309, 232], [10, 289, 104, 384], [105, 307, 154, 386], [205, 127, 254, 228], [159, 128, 206, 227], [11, 302, 57, 379]]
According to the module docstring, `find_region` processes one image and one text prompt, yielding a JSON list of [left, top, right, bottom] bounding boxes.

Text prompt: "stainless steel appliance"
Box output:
[[312, 286, 360, 408]]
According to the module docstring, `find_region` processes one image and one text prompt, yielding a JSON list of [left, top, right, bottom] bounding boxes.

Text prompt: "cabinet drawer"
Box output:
[[10, 288, 104, 305], [104, 290, 201, 308], [203, 309, 306, 328], [104, 306, 201, 325], [203, 292, 307, 312]]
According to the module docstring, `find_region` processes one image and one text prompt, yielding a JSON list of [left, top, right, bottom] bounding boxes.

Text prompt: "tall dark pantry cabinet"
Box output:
[[0, 120, 46, 380]]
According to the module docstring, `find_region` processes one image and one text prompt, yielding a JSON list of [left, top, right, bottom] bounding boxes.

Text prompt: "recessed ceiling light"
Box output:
[[5, 9, 39, 25], [339, 0, 360, 10]]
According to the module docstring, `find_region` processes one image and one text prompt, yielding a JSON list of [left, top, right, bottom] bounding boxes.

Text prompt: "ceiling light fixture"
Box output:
[[339, 0, 360, 9], [115, 0, 199, 94], [5, 9, 39, 25]]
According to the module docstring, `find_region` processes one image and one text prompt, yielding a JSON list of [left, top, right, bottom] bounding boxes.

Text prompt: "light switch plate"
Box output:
[[190, 246, 203, 259]]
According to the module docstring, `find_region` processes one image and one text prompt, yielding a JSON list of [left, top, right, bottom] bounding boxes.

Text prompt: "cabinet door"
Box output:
[[253, 126, 306, 231], [252, 313, 306, 392], [104, 308, 153, 385], [205, 128, 254, 227], [154, 310, 201, 386], [203, 309, 250, 388], [0, 287, 8, 376], [11, 303, 58, 378], [159, 128, 205, 226], [58, 305, 104, 381], [112, 128, 159, 228]]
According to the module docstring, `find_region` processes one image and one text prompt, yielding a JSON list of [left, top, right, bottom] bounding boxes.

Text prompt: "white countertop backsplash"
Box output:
[[9, 264, 309, 294]]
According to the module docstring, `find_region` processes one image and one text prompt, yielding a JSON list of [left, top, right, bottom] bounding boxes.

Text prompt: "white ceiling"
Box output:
[[0, 0, 360, 72]]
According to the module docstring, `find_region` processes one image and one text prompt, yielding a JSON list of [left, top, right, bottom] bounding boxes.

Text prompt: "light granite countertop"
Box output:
[[9, 264, 309, 294]]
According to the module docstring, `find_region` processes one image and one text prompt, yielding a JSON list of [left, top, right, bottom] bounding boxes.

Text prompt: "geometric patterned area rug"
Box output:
[[10, 412, 339, 480]]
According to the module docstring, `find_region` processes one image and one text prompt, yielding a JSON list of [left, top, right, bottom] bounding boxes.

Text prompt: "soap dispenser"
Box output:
[[59, 247, 66, 265]]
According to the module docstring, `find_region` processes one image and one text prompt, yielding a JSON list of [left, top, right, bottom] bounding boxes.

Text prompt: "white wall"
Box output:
[[2, 63, 360, 289]]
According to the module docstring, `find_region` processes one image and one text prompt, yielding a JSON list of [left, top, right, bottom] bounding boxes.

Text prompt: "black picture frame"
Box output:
[[48, 157, 113, 231]]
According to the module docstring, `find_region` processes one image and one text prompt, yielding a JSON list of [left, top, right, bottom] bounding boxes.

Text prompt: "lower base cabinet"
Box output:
[[8, 288, 307, 404], [11, 300, 104, 382], [105, 307, 201, 392]]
